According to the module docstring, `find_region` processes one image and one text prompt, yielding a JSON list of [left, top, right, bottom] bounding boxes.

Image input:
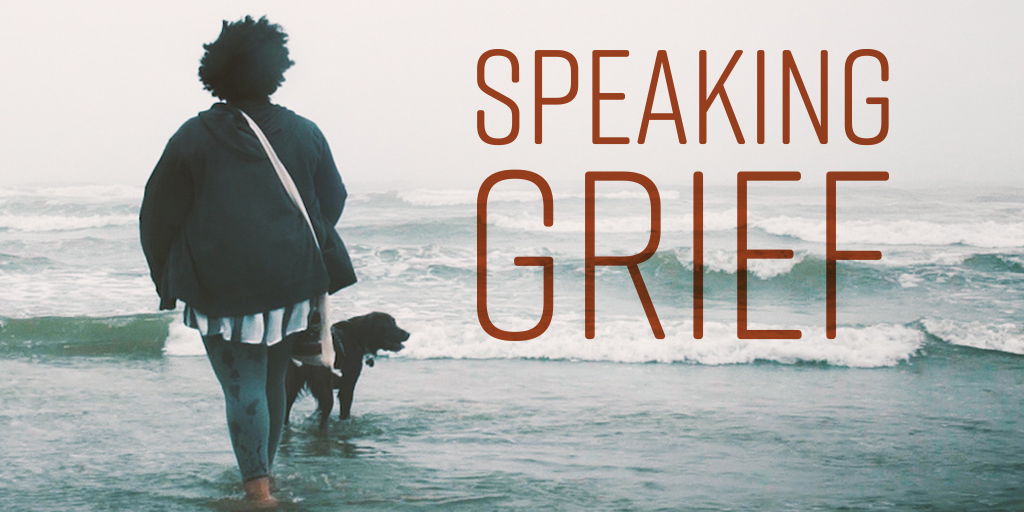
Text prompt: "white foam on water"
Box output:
[[757, 216, 1024, 248], [397, 188, 681, 206], [0, 214, 138, 232], [0, 184, 142, 201], [353, 243, 811, 281], [0, 270, 153, 318], [663, 247, 812, 279], [921, 318, 1024, 355], [484, 207, 738, 235], [352, 243, 813, 281], [162, 321, 205, 356], [589, 190, 682, 201], [398, 189, 496, 206], [488, 213, 686, 234], [898, 274, 923, 288], [397, 318, 923, 368], [880, 251, 971, 268], [703, 208, 740, 232], [354, 245, 478, 281], [696, 248, 810, 279]]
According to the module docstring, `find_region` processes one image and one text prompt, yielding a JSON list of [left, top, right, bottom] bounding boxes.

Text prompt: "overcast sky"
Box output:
[[0, 0, 1021, 191]]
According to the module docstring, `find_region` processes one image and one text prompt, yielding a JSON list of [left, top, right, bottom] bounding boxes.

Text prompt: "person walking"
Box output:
[[140, 15, 356, 506]]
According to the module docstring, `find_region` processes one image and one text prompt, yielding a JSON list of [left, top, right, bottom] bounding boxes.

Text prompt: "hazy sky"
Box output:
[[1, 0, 1021, 191]]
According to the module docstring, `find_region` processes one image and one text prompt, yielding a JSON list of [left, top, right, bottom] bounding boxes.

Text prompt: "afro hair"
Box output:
[[198, 16, 294, 102]]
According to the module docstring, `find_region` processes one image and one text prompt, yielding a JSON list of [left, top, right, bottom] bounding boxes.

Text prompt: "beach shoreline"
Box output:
[[2, 351, 1022, 511]]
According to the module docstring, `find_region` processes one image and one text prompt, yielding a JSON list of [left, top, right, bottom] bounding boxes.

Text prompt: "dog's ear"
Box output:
[[347, 313, 374, 333], [364, 312, 392, 329], [342, 315, 374, 354], [370, 313, 395, 349]]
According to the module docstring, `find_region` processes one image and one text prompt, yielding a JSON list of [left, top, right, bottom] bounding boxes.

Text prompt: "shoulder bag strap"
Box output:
[[239, 109, 335, 366], [238, 110, 320, 250]]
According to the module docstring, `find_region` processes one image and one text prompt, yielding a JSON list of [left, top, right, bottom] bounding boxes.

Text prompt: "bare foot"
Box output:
[[243, 477, 279, 509]]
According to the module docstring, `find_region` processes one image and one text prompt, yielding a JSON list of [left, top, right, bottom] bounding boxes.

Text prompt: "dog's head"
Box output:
[[331, 312, 409, 361]]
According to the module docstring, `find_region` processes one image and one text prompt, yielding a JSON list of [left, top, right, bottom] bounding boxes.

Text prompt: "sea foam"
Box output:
[[159, 310, 924, 368], [0, 214, 138, 232], [922, 318, 1024, 355], [163, 321, 205, 356], [757, 216, 1024, 248], [396, 188, 681, 206], [397, 319, 923, 368]]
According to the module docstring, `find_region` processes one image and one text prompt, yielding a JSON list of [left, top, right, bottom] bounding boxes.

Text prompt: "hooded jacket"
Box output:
[[140, 101, 356, 318]]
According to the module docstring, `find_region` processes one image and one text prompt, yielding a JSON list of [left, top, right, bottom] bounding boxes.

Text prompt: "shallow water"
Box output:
[[6, 184, 1024, 365], [2, 344, 1022, 511], [4, 184, 1024, 509]]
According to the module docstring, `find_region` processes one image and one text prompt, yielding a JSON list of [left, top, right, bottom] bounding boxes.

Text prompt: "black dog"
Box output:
[[284, 312, 409, 427]]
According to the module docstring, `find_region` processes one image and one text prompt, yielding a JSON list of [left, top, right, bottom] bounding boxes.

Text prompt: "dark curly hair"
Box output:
[[198, 16, 294, 102]]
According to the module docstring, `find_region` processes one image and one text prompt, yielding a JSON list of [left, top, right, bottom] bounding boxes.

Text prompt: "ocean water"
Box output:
[[1, 182, 1023, 510]]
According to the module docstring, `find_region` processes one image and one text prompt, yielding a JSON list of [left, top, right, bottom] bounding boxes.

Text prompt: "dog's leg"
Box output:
[[284, 361, 304, 425], [337, 358, 363, 420], [309, 368, 335, 430]]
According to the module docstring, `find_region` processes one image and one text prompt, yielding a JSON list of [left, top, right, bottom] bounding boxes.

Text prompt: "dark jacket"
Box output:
[[140, 101, 356, 318]]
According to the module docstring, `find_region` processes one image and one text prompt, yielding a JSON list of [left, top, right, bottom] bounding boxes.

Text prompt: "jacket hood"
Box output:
[[198, 101, 297, 159]]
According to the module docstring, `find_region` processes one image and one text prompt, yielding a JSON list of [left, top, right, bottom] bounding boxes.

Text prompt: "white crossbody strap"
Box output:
[[239, 108, 334, 368], [239, 110, 320, 250]]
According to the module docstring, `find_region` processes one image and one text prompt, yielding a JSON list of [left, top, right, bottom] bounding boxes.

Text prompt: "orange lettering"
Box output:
[[638, 50, 686, 144], [699, 50, 745, 144], [535, 50, 579, 144], [737, 171, 801, 339], [783, 50, 828, 144], [826, 171, 887, 338], [477, 170, 554, 340], [585, 172, 663, 338], [845, 50, 889, 145], [592, 50, 630, 144], [477, 50, 520, 145]]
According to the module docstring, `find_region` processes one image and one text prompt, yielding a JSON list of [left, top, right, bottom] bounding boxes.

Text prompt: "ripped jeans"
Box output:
[[203, 334, 295, 481]]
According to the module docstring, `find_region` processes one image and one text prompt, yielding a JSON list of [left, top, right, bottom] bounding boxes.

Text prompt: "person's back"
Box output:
[[139, 15, 355, 506], [142, 101, 345, 317]]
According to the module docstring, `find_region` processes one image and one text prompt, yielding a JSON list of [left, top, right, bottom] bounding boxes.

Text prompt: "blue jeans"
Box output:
[[203, 334, 295, 481]]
